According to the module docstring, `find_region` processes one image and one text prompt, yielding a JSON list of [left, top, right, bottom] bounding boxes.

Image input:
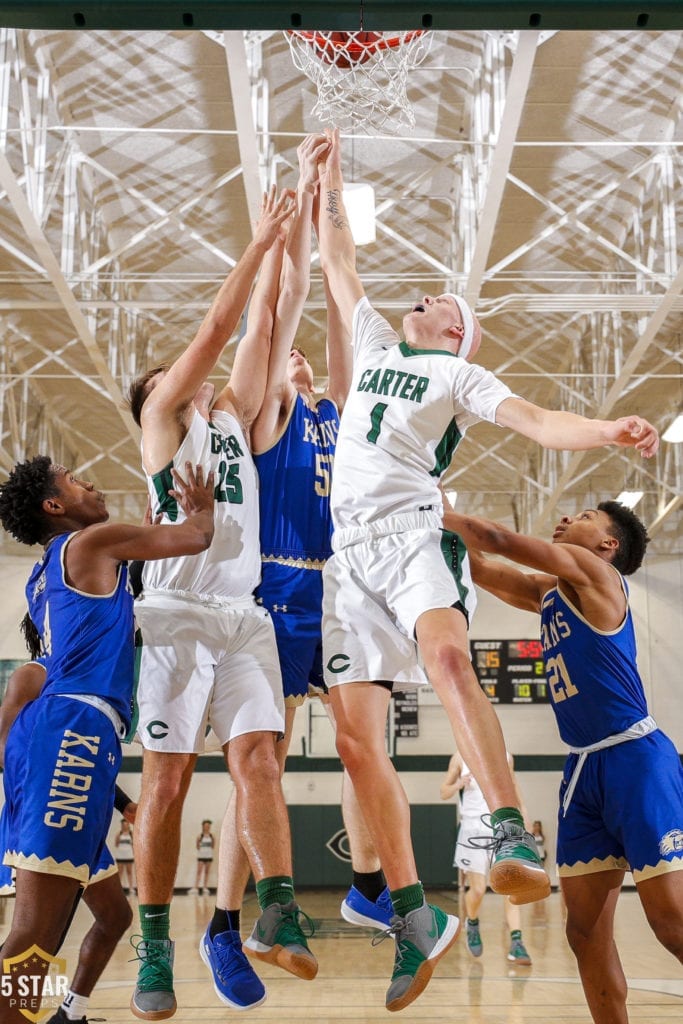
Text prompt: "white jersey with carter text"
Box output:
[[330, 298, 514, 535], [142, 408, 261, 599]]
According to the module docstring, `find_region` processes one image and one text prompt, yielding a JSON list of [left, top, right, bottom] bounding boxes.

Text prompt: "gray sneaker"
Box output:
[[243, 900, 318, 980], [377, 902, 460, 1013], [488, 818, 551, 904], [466, 918, 483, 957], [130, 937, 177, 1020], [508, 936, 532, 965]]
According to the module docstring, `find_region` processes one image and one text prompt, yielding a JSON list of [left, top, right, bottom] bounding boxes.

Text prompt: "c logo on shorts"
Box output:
[[147, 720, 169, 739], [326, 653, 351, 674]]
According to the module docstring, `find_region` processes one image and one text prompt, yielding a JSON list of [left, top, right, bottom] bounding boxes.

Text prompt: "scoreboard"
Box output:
[[470, 639, 548, 704]]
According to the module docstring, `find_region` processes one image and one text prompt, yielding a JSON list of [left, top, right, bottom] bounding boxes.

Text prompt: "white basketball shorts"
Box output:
[[134, 590, 284, 753], [322, 524, 477, 688]]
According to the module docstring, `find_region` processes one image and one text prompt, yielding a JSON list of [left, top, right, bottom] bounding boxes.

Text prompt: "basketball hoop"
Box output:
[[285, 30, 433, 134]]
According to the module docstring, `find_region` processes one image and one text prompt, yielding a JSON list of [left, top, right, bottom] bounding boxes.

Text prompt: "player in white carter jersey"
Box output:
[[126, 188, 318, 1021], [315, 127, 658, 1013]]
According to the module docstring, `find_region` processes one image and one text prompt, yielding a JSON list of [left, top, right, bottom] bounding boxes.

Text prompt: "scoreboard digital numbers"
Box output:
[[470, 639, 548, 704]]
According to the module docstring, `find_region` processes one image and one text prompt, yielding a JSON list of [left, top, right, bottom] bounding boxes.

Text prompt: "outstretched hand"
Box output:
[[318, 126, 342, 180], [608, 416, 659, 458], [253, 185, 296, 249], [167, 462, 215, 517], [298, 134, 329, 192]]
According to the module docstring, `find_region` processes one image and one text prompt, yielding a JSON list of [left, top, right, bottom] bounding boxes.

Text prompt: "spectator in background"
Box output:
[[191, 820, 215, 896], [115, 817, 136, 895]]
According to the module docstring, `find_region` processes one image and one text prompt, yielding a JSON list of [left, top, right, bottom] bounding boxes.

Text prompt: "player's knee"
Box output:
[[565, 915, 593, 957], [334, 729, 371, 773], [467, 875, 486, 900], [229, 733, 279, 788], [108, 895, 134, 937], [649, 912, 683, 962], [142, 758, 193, 809], [144, 772, 186, 810], [429, 640, 472, 683]]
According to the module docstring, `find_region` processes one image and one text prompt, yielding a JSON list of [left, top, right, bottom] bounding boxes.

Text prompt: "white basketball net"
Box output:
[[285, 30, 433, 134]]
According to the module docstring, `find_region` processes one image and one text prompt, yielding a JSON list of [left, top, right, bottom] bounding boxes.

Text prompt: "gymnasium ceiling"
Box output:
[[0, 11, 681, 555]]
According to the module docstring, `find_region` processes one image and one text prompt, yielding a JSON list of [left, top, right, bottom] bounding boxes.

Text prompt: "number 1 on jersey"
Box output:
[[366, 402, 388, 444]]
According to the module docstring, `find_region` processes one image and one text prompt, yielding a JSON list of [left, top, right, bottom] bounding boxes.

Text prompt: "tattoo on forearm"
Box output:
[[326, 189, 349, 231]]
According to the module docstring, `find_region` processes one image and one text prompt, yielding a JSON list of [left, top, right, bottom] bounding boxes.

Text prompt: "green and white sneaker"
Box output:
[[466, 918, 483, 957], [379, 902, 460, 1013], [508, 936, 532, 965], [243, 899, 318, 980], [130, 937, 177, 1020], [488, 819, 551, 904]]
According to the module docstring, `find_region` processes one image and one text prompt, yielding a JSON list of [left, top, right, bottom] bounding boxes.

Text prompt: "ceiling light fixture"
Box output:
[[662, 413, 683, 444], [343, 183, 376, 246], [615, 490, 644, 509]]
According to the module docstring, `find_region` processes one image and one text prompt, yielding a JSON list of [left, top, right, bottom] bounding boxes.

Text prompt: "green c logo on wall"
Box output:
[[326, 654, 351, 674]]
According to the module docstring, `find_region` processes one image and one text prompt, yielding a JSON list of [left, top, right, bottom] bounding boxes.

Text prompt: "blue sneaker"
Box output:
[[341, 885, 393, 929], [199, 925, 266, 1009]]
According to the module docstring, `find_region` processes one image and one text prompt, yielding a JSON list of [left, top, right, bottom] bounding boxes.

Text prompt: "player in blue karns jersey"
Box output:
[[253, 137, 389, 936], [0, 455, 214, 1024], [0, 628, 137, 1024], [446, 502, 683, 1024]]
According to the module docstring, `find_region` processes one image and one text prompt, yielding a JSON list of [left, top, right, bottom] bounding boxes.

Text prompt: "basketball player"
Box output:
[[440, 751, 532, 964], [315, 127, 659, 1012], [445, 503, 683, 1024], [0, 455, 215, 1024], [126, 188, 318, 1020], [200, 136, 386, 1013], [0, 655, 135, 1024]]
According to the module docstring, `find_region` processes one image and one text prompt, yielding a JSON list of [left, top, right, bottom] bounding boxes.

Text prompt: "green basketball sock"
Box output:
[[390, 882, 424, 918], [491, 806, 524, 828], [139, 904, 170, 941], [255, 875, 296, 910]]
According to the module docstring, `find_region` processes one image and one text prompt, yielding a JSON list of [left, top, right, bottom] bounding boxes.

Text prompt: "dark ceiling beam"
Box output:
[[0, 2, 681, 32]]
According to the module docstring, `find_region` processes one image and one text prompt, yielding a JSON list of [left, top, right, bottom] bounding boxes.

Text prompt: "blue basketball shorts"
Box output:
[[3, 695, 121, 884], [256, 562, 328, 706], [557, 729, 683, 882]]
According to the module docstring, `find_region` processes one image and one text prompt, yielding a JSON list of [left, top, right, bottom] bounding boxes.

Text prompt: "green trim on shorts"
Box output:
[[439, 528, 471, 622]]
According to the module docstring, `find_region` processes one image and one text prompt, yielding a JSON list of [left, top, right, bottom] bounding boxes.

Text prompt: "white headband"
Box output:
[[445, 293, 476, 360]]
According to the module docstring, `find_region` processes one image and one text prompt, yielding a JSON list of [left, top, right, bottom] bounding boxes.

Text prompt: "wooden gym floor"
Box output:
[[2, 887, 681, 1022]]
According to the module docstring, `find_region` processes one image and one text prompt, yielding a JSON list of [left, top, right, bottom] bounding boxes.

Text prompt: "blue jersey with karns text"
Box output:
[[540, 571, 649, 748], [255, 394, 339, 564], [26, 532, 134, 726]]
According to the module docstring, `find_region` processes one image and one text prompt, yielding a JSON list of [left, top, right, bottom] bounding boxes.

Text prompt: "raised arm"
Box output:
[[66, 463, 215, 594], [320, 228, 353, 413], [212, 187, 298, 430], [495, 397, 659, 458], [317, 128, 366, 332], [465, 547, 546, 614], [141, 188, 294, 466], [445, 508, 625, 630], [251, 136, 327, 450]]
